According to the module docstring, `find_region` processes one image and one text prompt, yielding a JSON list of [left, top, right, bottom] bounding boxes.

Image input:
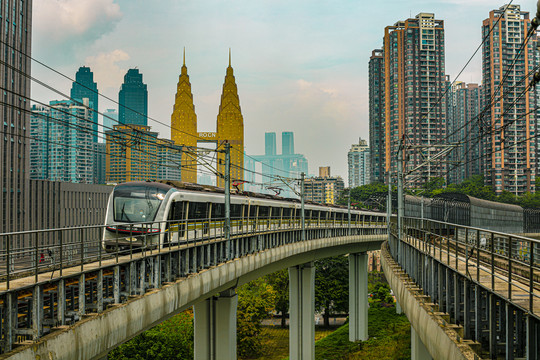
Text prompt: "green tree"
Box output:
[[498, 190, 518, 204], [519, 191, 540, 209], [265, 268, 289, 327], [314, 256, 349, 327], [108, 310, 194, 360], [236, 277, 276, 357]]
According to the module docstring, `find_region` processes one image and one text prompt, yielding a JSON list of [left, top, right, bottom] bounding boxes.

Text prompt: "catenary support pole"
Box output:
[[224, 142, 231, 260], [301, 172, 305, 241], [348, 187, 351, 235], [397, 138, 404, 262]]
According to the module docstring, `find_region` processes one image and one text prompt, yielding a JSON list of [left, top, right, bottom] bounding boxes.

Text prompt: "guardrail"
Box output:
[[389, 216, 540, 359], [0, 215, 387, 354], [0, 216, 384, 290]]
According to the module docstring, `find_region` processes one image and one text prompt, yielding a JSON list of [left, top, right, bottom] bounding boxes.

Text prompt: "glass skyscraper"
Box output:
[[265, 132, 277, 156], [71, 67, 99, 143], [282, 132, 294, 155], [119, 69, 148, 126]]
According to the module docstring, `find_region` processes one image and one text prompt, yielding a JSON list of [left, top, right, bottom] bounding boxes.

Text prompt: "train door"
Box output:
[[188, 202, 209, 237], [166, 201, 187, 244], [249, 205, 258, 232], [211, 203, 225, 238], [259, 206, 269, 229]]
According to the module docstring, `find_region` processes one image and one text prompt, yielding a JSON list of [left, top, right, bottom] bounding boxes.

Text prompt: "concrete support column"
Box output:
[[349, 252, 368, 341], [194, 288, 238, 360], [411, 325, 432, 360], [289, 262, 315, 360]]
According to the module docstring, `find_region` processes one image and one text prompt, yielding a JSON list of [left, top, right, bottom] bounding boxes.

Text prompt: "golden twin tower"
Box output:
[[171, 49, 244, 188]]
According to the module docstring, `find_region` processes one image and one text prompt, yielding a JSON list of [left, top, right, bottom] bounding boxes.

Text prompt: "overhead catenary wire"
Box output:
[[1, 37, 310, 189], [1, 43, 297, 188], [0, 38, 217, 145], [402, 1, 516, 152], [443, 20, 538, 146], [0, 57, 219, 157], [404, 13, 539, 182], [0, 101, 223, 179]]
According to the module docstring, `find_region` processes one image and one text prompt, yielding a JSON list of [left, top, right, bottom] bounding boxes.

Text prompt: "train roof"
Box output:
[[433, 192, 523, 212], [113, 180, 376, 213]]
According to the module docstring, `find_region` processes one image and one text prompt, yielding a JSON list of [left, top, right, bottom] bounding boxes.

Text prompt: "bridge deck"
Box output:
[[402, 234, 540, 316]]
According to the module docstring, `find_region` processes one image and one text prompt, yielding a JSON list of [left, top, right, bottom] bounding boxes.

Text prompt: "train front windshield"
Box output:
[[113, 185, 167, 223]]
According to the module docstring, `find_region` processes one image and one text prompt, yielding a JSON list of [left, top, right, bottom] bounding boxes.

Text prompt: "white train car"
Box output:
[[102, 181, 384, 252]]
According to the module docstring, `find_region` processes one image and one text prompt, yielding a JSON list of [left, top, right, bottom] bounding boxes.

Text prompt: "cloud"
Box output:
[[33, 0, 122, 58], [85, 49, 130, 90], [293, 79, 354, 122]]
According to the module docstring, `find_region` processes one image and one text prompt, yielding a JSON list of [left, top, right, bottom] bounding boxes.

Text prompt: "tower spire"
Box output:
[[183, 47, 186, 66], [229, 48, 231, 67]]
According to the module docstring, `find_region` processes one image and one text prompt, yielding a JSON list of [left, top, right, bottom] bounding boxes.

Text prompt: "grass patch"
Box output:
[[240, 326, 335, 360], [314, 306, 411, 360]]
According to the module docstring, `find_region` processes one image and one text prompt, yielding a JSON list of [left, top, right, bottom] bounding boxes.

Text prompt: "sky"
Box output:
[[30, 0, 538, 185]]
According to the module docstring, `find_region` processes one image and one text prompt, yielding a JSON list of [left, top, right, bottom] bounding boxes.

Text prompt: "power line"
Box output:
[[0, 57, 219, 157], [0, 101, 222, 179], [402, 1, 516, 151], [0, 38, 214, 145], [1, 41, 297, 187]]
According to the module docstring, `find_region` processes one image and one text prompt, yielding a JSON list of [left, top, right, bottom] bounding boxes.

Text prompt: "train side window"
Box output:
[[231, 204, 242, 219], [188, 202, 208, 220], [249, 205, 258, 218], [168, 201, 186, 221], [259, 206, 270, 219], [282, 208, 291, 218], [213, 203, 225, 219]]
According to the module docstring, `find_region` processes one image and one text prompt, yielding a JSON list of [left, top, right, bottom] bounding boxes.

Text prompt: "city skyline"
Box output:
[[30, 0, 534, 184]]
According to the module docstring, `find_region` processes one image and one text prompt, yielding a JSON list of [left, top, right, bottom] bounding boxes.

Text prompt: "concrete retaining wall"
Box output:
[[381, 242, 476, 360]]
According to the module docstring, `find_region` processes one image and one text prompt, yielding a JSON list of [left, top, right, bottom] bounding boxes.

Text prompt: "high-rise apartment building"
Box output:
[[447, 82, 482, 184], [157, 139, 182, 181], [119, 69, 148, 126], [0, 0, 32, 233], [368, 49, 385, 183], [265, 132, 277, 156], [305, 168, 345, 204], [482, 4, 537, 194], [106, 124, 181, 183], [30, 100, 94, 183], [384, 13, 447, 187], [71, 66, 98, 142], [282, 132, 294, 155], [348, 138, 371, 187], [29, 106, 50, 181]]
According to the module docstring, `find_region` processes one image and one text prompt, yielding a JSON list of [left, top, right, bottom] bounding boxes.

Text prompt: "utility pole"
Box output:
[[224, 143, 231, 260], [397, 138, 404, 263], [387, 171, 391, 243], [347, 187, 351, 236], [301, 172, 305, 241]]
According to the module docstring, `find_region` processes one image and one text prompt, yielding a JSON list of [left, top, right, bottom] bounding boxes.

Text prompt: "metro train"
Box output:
[[401, 192, 539, 234], [102, 181, 387, 252]]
